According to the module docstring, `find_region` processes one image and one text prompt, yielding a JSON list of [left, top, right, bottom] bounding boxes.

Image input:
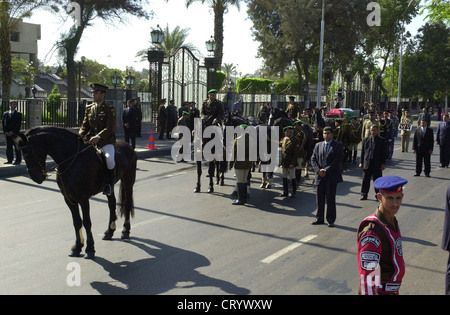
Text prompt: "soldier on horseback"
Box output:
[[79, 83, 116, 196]]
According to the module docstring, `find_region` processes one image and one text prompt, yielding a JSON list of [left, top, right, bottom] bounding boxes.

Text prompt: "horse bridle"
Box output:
[[20, 143, 49, 177], [21, 138, 94, 177]]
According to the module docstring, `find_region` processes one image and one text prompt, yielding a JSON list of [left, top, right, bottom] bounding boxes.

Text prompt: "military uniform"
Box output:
[[79, 99, 116, 147], [201, 97, 224, 125], [357, 176, 407, 295], [347, 119, 362, 162], [285, 96, 299, 120], [200, 89, 224, 125], [293, 120, 307, 182], [79, 83, 116, 195], [280, 126, 301, 197]]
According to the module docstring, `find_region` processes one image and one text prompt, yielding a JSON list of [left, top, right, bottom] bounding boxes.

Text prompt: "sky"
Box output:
[[24, 1, 426, 76], [25, 0, 262, 75]]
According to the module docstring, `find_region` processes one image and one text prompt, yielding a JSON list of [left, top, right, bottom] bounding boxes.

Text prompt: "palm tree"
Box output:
[[221, 62, 236, 81], [185, 0, 241, 68], [136, 25, 199, 61]]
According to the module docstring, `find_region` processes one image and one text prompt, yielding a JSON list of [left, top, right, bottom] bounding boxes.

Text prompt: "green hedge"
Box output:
[[235, 78, 300, 94]]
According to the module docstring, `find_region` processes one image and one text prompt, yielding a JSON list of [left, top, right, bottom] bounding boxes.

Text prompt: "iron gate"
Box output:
[[162, 47, 208, 107]]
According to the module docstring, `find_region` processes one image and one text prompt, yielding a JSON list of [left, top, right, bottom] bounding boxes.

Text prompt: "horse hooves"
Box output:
[[84, 252, 95, 260], [102, 231, 114, 241], [68, 250, 82, 258], [121, 232, 130, 240], [208, 187, 214, 193], [194, 186, 200, 193]]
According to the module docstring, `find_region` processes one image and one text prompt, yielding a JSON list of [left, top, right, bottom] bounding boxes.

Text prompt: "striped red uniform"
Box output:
[[357, 211, 405, 295]]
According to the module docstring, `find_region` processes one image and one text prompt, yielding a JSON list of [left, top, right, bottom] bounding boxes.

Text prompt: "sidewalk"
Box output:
[[0, 130, 175, 179]]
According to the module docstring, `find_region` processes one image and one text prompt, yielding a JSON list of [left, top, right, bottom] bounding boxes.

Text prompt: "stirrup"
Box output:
[[103, 184, 112, 196]]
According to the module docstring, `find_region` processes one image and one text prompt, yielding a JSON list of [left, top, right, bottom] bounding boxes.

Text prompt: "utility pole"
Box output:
[[316, 0, 325, 109]]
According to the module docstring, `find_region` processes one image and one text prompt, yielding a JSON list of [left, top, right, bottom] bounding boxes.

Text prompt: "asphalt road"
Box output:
[[0, 137, 449, 295]]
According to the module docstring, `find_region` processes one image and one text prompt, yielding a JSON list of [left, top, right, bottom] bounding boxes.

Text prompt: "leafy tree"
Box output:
[[248, 0, 369, 100], [0, 0, 54, 102], [47, 84, 62, 119], [421, 0, 450, 25], [51, 0, 151, 123], [401, 22, 450, 102]]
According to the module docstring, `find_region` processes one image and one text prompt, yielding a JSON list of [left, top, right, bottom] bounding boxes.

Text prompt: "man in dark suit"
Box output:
[[310, 126, 343, 227], [443, 184, 450, 295], [436, 114, 450, 168], [359, 124, 386, 200], [2, 101, 22, 165], [122, 98, 138, 149], [413, 119, 434, 177]]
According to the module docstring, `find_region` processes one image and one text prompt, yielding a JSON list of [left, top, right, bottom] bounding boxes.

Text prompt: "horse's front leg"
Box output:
[[103, 194, 117, 240], [67, 199, 84, 258], [80, 199, 95, 259]]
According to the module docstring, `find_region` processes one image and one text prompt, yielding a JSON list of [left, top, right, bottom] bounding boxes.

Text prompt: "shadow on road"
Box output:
[[90, 237, 251, 295]]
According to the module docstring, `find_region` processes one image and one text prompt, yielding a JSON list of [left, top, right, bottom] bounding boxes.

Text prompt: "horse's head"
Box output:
[[14, 132, 48, 184]]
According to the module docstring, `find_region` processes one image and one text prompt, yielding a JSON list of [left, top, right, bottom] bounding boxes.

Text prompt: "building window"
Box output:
[[10, 32, 20, 42]]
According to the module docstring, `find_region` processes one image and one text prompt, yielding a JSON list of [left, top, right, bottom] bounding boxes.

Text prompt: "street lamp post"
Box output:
[[148, 24, 165, 121], [205, 36, 219, 91], [125, 72, 135, 101]]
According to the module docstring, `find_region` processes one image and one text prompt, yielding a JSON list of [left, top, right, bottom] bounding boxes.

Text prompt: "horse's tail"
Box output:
[[118, 176, 135, 219]]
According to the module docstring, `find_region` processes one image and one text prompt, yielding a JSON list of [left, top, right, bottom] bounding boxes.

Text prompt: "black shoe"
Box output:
[[414, 173, 420, 176], [327, 223, 335, 228], [425, 174, 430, 177], [311, 219, 325, 225], [4, 161, 12, 164], [13, 161, 21, 165], [360, 195, 367, 200]]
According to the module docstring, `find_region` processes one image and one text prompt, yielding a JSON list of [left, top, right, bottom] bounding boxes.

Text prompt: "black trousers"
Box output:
[[446, 252, 450, 295], [5, 135, 21, 163], [315, 178, 337, 224], [415, 150, 431, 175], [439, 143, 450, 167], [361, 167, 382, 196], [124, 130, 136, 149]]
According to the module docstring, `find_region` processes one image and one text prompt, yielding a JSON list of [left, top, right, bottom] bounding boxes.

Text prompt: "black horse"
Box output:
[[15, 126, 137, 259]]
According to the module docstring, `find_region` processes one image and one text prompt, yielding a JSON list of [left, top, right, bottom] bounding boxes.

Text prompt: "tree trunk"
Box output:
[[0, 1, 11, 103], [213, 4, 225, 69]]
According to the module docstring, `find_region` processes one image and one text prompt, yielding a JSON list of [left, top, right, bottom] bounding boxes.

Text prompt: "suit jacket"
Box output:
[[122, 106, 137, 131], [442, 184, 450, 251], [413, 126, 434, 152], [360, 135, 386, 170], [2, 110, 22, 134], [436, 121, 450, 145], [310, 140, 343, 186]]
